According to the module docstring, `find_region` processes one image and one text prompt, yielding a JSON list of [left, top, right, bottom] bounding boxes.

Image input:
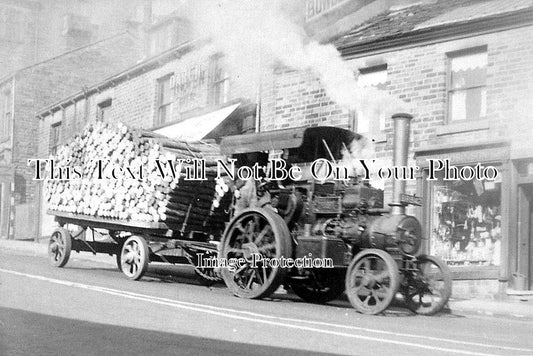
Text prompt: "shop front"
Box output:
[[415, 141, 511, 295]]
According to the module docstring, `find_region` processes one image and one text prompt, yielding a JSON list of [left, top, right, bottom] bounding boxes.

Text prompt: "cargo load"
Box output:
[[45, 122, 231, 233]]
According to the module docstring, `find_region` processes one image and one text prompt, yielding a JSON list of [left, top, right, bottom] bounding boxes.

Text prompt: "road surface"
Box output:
[[1, 249, 532, 356]]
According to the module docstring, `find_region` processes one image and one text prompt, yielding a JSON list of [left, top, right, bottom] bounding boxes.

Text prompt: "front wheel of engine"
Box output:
[[403, 255, 452, 315], [345, 249, 400, 315], [219, 208, 292, 299]]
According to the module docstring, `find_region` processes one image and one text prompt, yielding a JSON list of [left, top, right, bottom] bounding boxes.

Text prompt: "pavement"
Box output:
[[2, 238, 533, 321]]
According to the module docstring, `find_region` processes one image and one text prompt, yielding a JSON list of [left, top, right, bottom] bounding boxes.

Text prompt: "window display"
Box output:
[[429, 166, 501, 266]]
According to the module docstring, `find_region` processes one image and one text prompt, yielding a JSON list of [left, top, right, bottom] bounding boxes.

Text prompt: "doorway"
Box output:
[[517, 183, 533, 290]]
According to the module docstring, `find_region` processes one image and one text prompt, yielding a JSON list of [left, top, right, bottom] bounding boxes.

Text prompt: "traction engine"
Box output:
[[219, 113, 452, 315]]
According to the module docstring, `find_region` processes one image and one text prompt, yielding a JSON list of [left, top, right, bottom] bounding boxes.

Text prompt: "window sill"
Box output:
[[449, 265, 500, 280], [436, 120, 489, 136]]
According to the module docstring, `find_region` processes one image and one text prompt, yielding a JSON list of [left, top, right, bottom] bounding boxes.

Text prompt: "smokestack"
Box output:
[[390, 112, 413, 215]]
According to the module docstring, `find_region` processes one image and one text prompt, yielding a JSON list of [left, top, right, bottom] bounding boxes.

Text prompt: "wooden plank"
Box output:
[[49, 210, 169, 233]]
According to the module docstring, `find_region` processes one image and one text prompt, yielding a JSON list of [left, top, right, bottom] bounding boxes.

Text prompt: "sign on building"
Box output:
[[305, 0, 351, 22], [170, 63, 209, 112]]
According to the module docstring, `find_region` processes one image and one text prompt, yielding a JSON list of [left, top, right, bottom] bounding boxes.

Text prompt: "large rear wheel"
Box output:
[[345, 249, 400, 315], [220, 208, 292, 299]]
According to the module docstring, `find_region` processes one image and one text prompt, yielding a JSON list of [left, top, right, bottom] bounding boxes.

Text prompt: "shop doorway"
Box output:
[[517, 183, 533, 290]]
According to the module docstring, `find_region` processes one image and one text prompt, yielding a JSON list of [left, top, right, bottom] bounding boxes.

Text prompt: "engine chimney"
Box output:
[[390, 113, 413, 215]]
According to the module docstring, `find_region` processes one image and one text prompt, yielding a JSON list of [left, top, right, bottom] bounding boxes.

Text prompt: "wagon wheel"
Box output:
[[120, 235, 150, 280], [290, 269, 345, 304], [220, 208, 292, 299], [403, 255, 452, 315], [48, 227, 72, 267], [345, 249, 400, 315]]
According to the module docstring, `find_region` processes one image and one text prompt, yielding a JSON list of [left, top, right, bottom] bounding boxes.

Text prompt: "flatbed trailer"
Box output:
[[48, 210, 221, 283]]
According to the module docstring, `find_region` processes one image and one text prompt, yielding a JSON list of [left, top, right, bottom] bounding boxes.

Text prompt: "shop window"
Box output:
[[156, 74, 173, 125], [50, 122, 62, 155], [97, 99, 112, 122], [356, 64, 387, 133], [208, 55, 229, 106], [0, 88, 11, 142], [447, 47, 487, 122], [429, 166, 502, 267]]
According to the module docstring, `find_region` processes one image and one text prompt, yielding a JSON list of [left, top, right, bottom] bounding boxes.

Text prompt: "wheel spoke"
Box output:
[[375, 271, 390, 283], [353, 284, 369, 295], [245, 220, 255, 239], [257, 242, 276, 253], [253, 215, 261, 231], [246, 270, 256, 289], [254, 225, 272, 244], [235, 224, 247, 235], [233, 263, 248, 276], [374, 288, 389, 300], [262, 265, 268, 282], [255, 267, 264, 284], [362, 294, 372, 306]]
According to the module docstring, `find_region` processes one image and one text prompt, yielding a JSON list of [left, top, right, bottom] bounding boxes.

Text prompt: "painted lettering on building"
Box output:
[[306, 0, 351, 22], [170, 64, 208, 112]]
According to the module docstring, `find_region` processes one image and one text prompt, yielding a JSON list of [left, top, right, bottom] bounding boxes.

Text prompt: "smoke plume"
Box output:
[[181, 0, 410, 116]]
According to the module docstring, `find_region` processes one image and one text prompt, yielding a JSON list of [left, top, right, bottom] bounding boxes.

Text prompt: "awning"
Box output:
[[154, 103, 240, 141], [220, 126, 361, 158], [220, 128, 305, 155]]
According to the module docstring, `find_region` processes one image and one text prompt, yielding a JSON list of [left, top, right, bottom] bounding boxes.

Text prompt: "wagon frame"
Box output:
[[48, 210, 221, 282]]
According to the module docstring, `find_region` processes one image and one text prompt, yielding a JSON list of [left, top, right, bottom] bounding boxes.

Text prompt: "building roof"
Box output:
[[1, 31, 142, 85], [36, 38, 204, 118], [335, 0, 533, 53]]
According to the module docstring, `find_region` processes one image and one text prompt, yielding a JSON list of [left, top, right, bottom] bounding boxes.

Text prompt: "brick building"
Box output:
[[36, 39, 258, 237], [259, 0, 533, 294], [0, 31, 142, 239]]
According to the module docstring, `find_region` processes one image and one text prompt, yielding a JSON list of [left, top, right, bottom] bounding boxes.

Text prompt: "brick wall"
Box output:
[[260, 67, 351, 131], [38, 44, 257, 158], [260, 25, 533, 204]]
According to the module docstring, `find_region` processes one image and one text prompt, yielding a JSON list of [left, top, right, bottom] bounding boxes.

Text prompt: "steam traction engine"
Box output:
[[218, 113, 452, 315]]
